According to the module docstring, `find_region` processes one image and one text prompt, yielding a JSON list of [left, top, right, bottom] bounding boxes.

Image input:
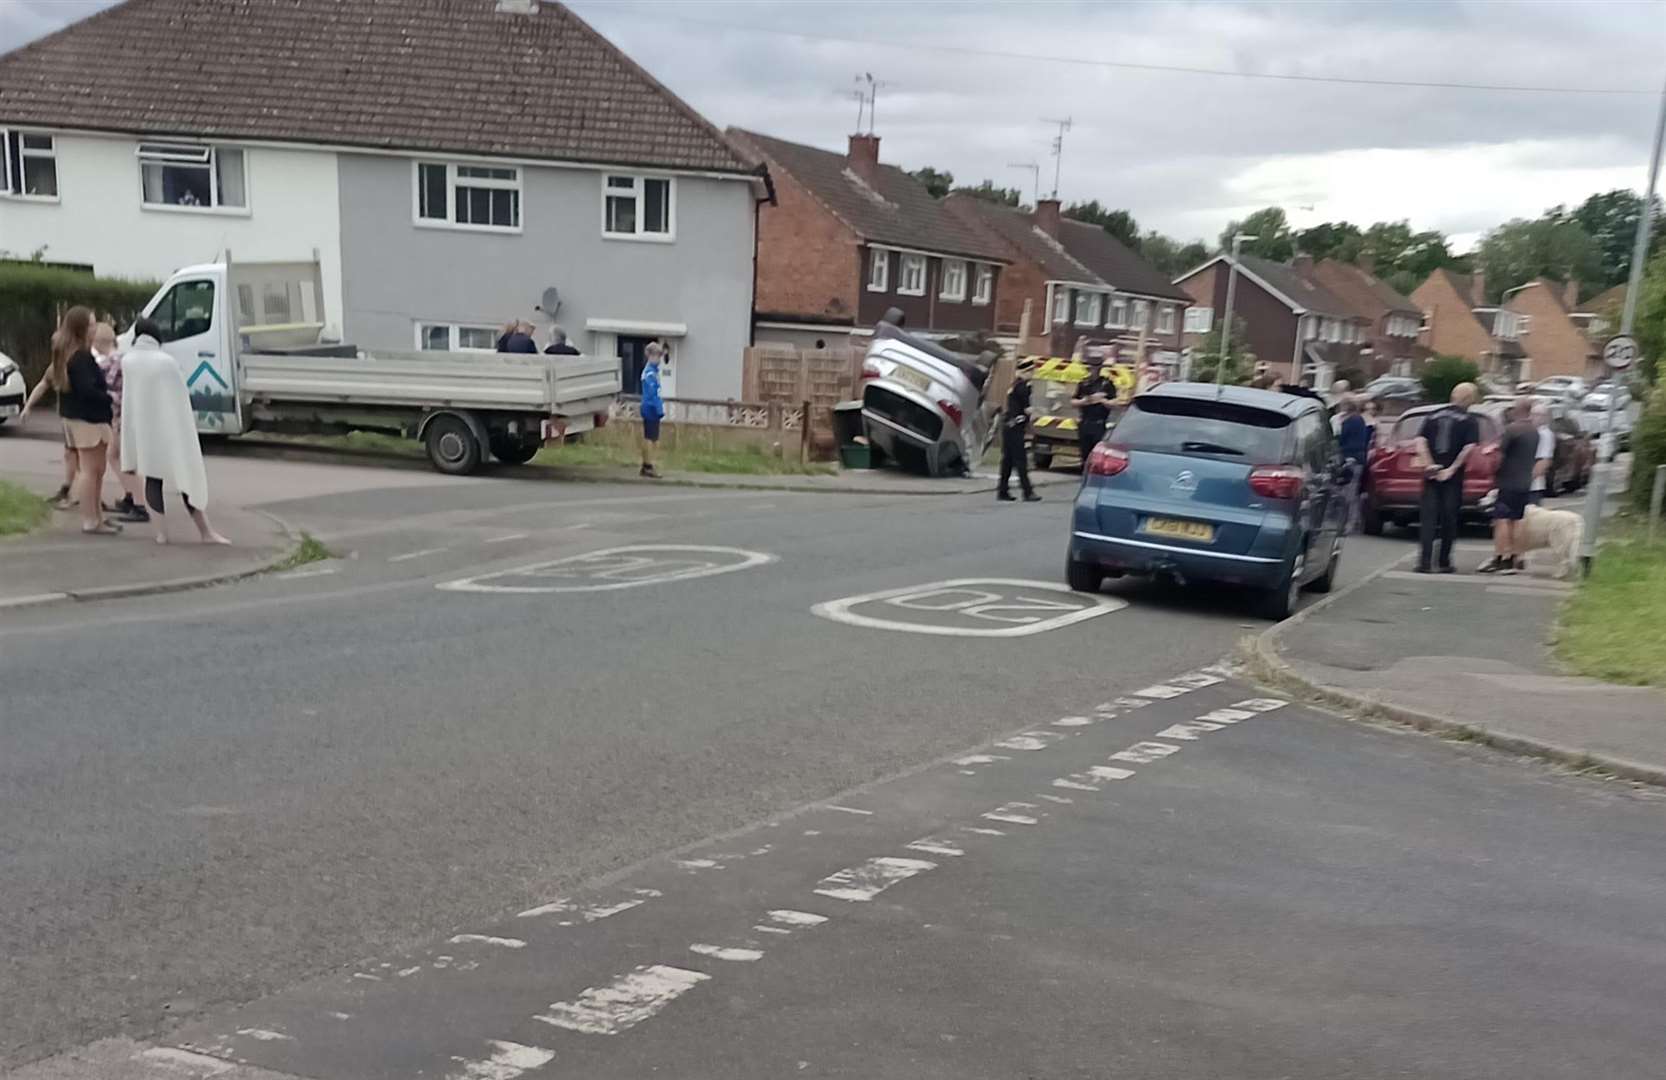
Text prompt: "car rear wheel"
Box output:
[[1066, 555, 1103, 594], [1260, 550, 1304, 620], [1308, 536, 1341, 594]]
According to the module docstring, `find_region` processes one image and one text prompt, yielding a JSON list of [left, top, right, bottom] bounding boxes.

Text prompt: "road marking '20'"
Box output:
[[813, 578, 1126, 637], [436, 545, 775, 594]]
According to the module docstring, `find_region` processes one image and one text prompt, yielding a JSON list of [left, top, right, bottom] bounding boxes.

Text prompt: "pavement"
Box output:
[[5, 434, 1666, 1077], [1260, 474, 1666, 784]]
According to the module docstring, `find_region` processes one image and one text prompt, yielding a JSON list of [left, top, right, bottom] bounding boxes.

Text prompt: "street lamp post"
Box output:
[[1216, 233, 1257, 390], [1580, 74, 1666, 566]]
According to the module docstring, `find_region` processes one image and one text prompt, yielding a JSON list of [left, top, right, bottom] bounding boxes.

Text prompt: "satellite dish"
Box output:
[[537, 286, 561, 320]]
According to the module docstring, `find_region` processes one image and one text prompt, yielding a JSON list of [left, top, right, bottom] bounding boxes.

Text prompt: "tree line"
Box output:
[[908, 164, 1663, 307]]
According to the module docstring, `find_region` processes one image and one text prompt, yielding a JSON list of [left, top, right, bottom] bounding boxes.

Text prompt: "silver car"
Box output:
[[859, 310, 995, 477]]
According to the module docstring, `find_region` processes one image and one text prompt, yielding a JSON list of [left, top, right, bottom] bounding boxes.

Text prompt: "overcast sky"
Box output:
[[6, 0, 1663, 252]]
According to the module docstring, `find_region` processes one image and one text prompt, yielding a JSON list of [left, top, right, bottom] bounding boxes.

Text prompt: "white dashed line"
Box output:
[[1107, 696, 1152, 710], [1109, 741, 1181, 764], [484, 533, 529, 544], [1086, 765, 1136, 781], [1232, 698, 1289, 712], [1052, 716, 1094, 727], [689, 944, 764, 962], [1197, 708, 1254, 723], [754, 925, 793, 935], [906, 837, 966, 857], [1154, 721, 1225, 741], [814, 856, 938, 902], [535, 964, 711, 1036], [236, 1028, 293, 1042], [1169, 671, 1225, 688], [1039, 794, 1073, 804], [982, 805, 1040, 826], [445, 1039, 555, 1080], [448, 934, 527, 949], [766, 910, 829, 927], [389, 547, 448, 563], [1133, 684, 1188, 699], [1053, 778, 1099, 791], [962, 825, 1006, 836], [825, 805, 874, 816], [993, 736, 1049, 751], [675, 858, 721, 871]]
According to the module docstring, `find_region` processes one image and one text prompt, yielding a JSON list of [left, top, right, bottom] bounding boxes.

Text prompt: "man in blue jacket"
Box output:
[[639, 342, 666, 479]]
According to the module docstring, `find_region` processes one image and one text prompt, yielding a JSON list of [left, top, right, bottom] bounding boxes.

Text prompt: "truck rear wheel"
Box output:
[[489, 434, 540, 465], [425, 415, 483, 475]]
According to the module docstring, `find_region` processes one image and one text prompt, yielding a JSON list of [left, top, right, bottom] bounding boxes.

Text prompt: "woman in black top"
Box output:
[[53, 306, 120, 534]]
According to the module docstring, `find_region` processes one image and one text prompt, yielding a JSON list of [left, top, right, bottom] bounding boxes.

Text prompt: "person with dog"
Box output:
[[1412, 381, 1481, 574], [1478, 396, 1539, 575]]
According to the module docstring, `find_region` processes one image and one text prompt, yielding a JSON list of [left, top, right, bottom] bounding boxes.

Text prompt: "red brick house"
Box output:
[[946, 195, 1190, 365], [1503, 278, 1605, 381], [1410, 269, 1528, 383], [728, 129, 1006, 350], [1174, 253, 1369, 386], [1298, 257, 1427, 380]]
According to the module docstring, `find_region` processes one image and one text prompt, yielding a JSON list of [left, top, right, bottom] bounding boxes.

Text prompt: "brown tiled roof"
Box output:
[[944, 196, 1095, 282], [1056, 219, 1191, 302], [1581, 283, 1626, 313], [1304, 259, 1420, 319], [1228, 254, 1356, 317], [729, 129, 1006, 262], [0, 0, 751, 173]]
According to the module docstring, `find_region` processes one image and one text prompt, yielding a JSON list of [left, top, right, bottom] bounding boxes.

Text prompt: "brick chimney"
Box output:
[[1034, 198, 1061, 238], [1470, 270, 1487, 306], [1564, 278, 1580, 307], [847, 133, 880, 187]]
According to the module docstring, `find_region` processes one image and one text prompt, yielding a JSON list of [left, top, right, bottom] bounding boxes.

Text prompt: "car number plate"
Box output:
[[0, 404, 18, 419], [892, 366, 932, 393], [1143, 517, 1214, 542]]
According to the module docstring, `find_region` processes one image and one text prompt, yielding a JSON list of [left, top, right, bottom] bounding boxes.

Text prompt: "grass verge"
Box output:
[[270, 532, 333, 572], [0, 480, 52, 537], [1557, 518, 1666, 687]]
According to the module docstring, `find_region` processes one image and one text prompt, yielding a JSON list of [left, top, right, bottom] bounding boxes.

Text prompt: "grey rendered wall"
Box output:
[[336, 154, 755, 400]]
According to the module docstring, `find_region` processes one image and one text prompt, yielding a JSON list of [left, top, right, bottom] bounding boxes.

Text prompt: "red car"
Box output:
[[1361, 405, 1502, 535]]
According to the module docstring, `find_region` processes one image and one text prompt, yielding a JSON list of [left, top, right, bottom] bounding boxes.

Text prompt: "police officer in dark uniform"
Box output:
[[1070, 363, 1113, 465], [998, 358, 1041, 502]]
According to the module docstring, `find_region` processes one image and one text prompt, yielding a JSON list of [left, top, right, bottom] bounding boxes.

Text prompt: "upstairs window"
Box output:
[[1183, 307, 1213, 334], [1157, 304, 1176, 334], [940, 259, 967, 302], [1107, 296, 1128, 328], [897, 254, 927, 296], [603, 174, 673, 239], [972, 264, 994, 305], [1130, 299, 1150, 330], [867, 249, 889, 292], [139, 142, 245, 210], [1051, 287, 1070, 326], [1075, 292, 1103, 326], [2, 130, 58, 198], [416, 161, 520, 230]]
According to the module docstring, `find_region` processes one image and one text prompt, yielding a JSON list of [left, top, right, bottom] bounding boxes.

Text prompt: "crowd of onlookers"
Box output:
[[20, 306, 227, 543]]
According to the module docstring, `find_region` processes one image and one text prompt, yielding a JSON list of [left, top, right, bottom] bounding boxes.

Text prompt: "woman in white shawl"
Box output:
[[120, 317, 229, 545]]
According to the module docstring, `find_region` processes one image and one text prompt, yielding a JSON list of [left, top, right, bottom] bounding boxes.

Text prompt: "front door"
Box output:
[[617, 335, 654, 396], [145, 277, 239, 432]]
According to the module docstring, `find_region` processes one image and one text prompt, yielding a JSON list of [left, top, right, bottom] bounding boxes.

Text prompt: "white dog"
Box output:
[[1517, 503, 1585, 579]]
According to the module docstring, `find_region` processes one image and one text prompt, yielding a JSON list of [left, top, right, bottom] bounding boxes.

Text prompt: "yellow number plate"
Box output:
[[1143, 517, 1215, 542]]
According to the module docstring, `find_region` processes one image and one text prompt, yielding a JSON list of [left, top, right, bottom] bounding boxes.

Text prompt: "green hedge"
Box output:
[[0, 263, 159, 388], [1628, 380, 1666, 513]]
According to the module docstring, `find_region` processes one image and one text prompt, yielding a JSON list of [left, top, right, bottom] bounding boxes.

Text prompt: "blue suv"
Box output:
[[1066, 383, 1348, 619]]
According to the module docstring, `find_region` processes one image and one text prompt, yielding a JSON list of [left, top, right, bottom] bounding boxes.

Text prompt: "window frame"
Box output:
[[414, 321, 502, 352], [1183, 306, 1214, 334], [972, 263, 994, 305], [2, 129, 60, 202], [867, 248, 889, 292], [601, 172, 675, 242], [145, 278, 218, 343], [1156, 304, 1176, 334], [412, 160, 523, 234], [1075, 291, 1103, 327], [1107, 296, 1128, 329], [137, 141, 248, 215], [1051, 286, 1071, 327], [939, 258, 968, 302], [1130, 299, 1150, 331], [897, 253, 928, 297]]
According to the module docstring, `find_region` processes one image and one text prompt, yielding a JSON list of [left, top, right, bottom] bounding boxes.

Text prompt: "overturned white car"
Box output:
[[858, 310, 997, 477]]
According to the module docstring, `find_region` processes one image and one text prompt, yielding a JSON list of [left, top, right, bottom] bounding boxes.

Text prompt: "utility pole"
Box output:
[[1007, 161, 1040, 206], [1217, 233, 1257, 392], [1042, 117, 1072, 199], [1580, 73, 1666, 565]]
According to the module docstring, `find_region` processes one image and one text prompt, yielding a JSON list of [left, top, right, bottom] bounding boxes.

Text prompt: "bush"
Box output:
[[0, 262, 158, 387], [1420, 354, 1481, 404], [1628, 380, 1666, 512]]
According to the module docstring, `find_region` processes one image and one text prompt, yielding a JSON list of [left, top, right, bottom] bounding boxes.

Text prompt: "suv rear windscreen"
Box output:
[[1110, 397, 1294, 461]]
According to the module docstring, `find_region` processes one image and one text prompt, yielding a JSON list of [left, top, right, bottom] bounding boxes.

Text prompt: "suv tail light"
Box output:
[[937, 399, 963, 428], [860, 360, 883, 381], [1248, 465, 1304, 499], [1086, 444, 1130, 477]]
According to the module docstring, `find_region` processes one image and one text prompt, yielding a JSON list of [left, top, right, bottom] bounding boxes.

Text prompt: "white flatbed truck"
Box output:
[[128, 258, 620, 474]]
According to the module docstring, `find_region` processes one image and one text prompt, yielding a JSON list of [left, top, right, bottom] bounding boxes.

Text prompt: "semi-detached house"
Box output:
[[0, 0, 766, 399], [728, 129, 1007, 349]]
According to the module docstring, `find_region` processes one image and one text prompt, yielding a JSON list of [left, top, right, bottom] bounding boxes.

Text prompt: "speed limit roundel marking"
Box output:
[[1603, 334, 1638, 371], [812, 578, 1127, 637]]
